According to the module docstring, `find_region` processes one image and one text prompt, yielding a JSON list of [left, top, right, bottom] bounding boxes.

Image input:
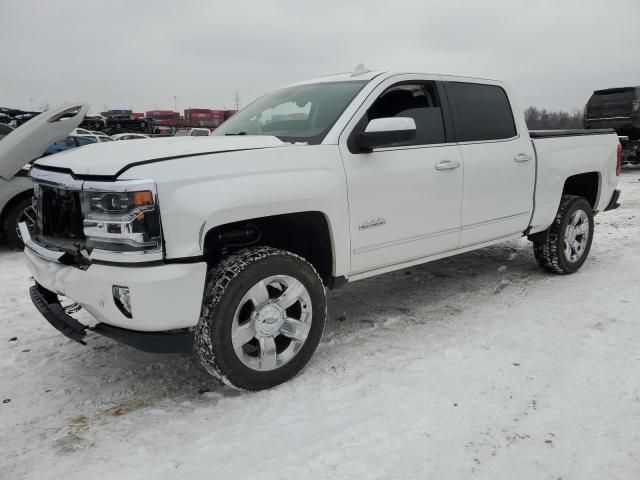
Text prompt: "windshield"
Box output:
[[212, 81, 367, 144]]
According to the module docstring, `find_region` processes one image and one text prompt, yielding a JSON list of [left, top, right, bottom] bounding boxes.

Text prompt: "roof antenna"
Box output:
[[351, 63, 371, 77]]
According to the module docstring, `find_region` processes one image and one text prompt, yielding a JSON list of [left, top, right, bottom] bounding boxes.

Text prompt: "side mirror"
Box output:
[[355, 117, 416, 152]]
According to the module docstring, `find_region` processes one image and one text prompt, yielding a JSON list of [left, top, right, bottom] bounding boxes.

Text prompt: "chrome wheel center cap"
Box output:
[[255, 304, 285, 337], [566, 226, 577, 244]]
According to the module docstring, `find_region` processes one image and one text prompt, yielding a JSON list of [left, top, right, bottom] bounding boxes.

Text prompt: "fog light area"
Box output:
[[112, 285, 132, 318]]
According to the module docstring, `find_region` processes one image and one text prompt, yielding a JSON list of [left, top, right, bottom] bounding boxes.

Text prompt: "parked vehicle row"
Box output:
[[3, 69, 622, 391]]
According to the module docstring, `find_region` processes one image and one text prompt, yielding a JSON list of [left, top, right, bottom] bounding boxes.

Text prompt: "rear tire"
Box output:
[[530, 195, 594, 274], [3, 196, 35, 250], [194, 246, 327, 390]]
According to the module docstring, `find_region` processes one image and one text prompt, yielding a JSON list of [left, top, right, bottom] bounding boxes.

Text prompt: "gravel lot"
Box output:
[[1, 168, 639, 480]]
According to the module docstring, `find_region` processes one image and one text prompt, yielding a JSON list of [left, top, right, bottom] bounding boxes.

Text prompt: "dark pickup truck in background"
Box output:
[[584, 86, 640, 163]]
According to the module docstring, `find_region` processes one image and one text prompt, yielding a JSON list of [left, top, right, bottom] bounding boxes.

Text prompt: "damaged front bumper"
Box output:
[[22, 223, 207, 354], [29, 282, 195, 353]]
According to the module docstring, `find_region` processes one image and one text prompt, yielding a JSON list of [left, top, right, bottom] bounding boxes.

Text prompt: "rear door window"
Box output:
[[446, 82, 517, 142]]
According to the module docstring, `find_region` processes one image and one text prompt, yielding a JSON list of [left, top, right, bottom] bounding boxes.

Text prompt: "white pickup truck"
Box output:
[[7, 70, 622, 390]]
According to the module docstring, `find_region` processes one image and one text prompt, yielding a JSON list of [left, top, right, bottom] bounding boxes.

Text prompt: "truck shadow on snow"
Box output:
[[51, 238, 544, 407]]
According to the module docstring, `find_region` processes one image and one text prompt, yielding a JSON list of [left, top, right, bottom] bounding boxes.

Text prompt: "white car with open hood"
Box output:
[[0, 104, 88, 249], [16, 70, 622, 390]]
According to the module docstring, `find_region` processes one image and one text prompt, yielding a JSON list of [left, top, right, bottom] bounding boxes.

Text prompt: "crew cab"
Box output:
[[12, 69, 622, 390]]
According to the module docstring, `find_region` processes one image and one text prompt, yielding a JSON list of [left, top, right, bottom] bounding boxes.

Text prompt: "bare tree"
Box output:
[[524, 106, 584, 130]]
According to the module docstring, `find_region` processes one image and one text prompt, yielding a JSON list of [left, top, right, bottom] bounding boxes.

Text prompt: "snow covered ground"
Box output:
[[1, 168, 639, 480]]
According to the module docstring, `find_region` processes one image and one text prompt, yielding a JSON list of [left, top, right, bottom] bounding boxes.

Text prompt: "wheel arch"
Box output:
[[561, 171, 601, 210], [0, 189, 33, 235], [202, 211, 338, 286]]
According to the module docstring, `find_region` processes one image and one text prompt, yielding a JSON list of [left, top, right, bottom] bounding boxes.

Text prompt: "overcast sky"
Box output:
[[1, 0, 638, 115]]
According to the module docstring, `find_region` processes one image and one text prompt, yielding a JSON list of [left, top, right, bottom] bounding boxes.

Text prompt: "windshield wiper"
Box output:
[[225, 132, 247, 136]]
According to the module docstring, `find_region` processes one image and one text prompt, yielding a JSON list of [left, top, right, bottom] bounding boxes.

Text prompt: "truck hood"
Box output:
[[34, 135, 288, 177], [0, 104, 88, 180]]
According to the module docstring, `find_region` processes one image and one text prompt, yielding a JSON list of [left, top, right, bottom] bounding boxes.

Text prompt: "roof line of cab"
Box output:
[[287, 69, 504, 88]]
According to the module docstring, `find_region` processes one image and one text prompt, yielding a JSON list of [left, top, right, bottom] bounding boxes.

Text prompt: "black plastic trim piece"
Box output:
[[91, 324, 194, 353], [91, 259, 165, 268], [164, 255, 206, 264], [529, 129, 615, 138], [326, 275, 348, 290], [91, 255, 205, 268], [604, 189, 621, 211], [29, 283, 88, 345], [436, 81, 456, 144]]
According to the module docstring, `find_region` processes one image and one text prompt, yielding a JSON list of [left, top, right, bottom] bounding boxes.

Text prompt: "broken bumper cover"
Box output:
[[29, 282, 194, 353], [30, 283, 89, 345], [23, 246, 207, 332]]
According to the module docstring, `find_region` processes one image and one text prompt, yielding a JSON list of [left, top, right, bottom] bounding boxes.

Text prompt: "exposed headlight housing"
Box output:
[[81, 179, 162, 259]]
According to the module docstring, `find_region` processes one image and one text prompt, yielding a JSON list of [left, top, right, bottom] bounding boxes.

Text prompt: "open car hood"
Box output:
[[0, 104, 89, 180]]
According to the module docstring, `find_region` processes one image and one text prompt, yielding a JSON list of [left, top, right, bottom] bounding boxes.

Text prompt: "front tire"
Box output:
[[2, 197, 35, 250], [531, 195, 594, 274], [194, 247, 327, 390]]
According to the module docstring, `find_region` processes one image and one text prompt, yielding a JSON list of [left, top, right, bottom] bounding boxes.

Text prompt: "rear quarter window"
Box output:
[[446, 82, 517, 142]]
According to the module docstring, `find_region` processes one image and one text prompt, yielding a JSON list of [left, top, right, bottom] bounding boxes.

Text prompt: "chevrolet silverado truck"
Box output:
[[10, 70, 622, 390]]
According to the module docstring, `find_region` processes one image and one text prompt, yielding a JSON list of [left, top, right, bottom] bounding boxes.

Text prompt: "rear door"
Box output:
[[339, 74, 464, 275], [0, 104, 88, 179], [444, 80, 535, 247]]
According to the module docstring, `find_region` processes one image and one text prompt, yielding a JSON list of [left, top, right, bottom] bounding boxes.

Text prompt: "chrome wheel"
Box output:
[[231, 275, 312, 371], [564, 209, 589, 263], [15, 205, 36, 241]]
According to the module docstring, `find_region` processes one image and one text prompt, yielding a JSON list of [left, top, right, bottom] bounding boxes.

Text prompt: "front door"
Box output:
[[339, 76, 464, 275]]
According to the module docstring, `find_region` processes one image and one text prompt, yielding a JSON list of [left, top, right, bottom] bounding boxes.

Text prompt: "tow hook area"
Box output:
[[29, 283, 88, 345]]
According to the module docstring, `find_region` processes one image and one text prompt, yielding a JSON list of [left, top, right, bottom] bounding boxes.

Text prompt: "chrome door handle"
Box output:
[[514, 153, 532, 163], [435, 160, 461, 170]]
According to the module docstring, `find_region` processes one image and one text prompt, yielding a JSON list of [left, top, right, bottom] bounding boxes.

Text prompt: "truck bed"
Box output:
[[528, 129, 619, 234], [529, 129, 615, 138]]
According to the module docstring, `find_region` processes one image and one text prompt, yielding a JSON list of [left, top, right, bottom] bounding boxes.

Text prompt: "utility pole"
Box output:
[[234, 91, 240, 110], [29, 98, 33, 110], [173, 96, 177, 112]]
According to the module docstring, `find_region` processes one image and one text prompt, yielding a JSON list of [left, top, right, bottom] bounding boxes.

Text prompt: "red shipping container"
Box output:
[[224, 110, 238, 120], [146, 110, 181, 126]]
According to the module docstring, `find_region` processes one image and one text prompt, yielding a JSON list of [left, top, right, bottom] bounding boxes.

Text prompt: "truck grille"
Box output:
[[35, 185, 85, 241]]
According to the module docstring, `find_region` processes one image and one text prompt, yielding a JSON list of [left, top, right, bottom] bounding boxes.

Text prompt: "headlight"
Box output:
[[81, 180, 162, 255]]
